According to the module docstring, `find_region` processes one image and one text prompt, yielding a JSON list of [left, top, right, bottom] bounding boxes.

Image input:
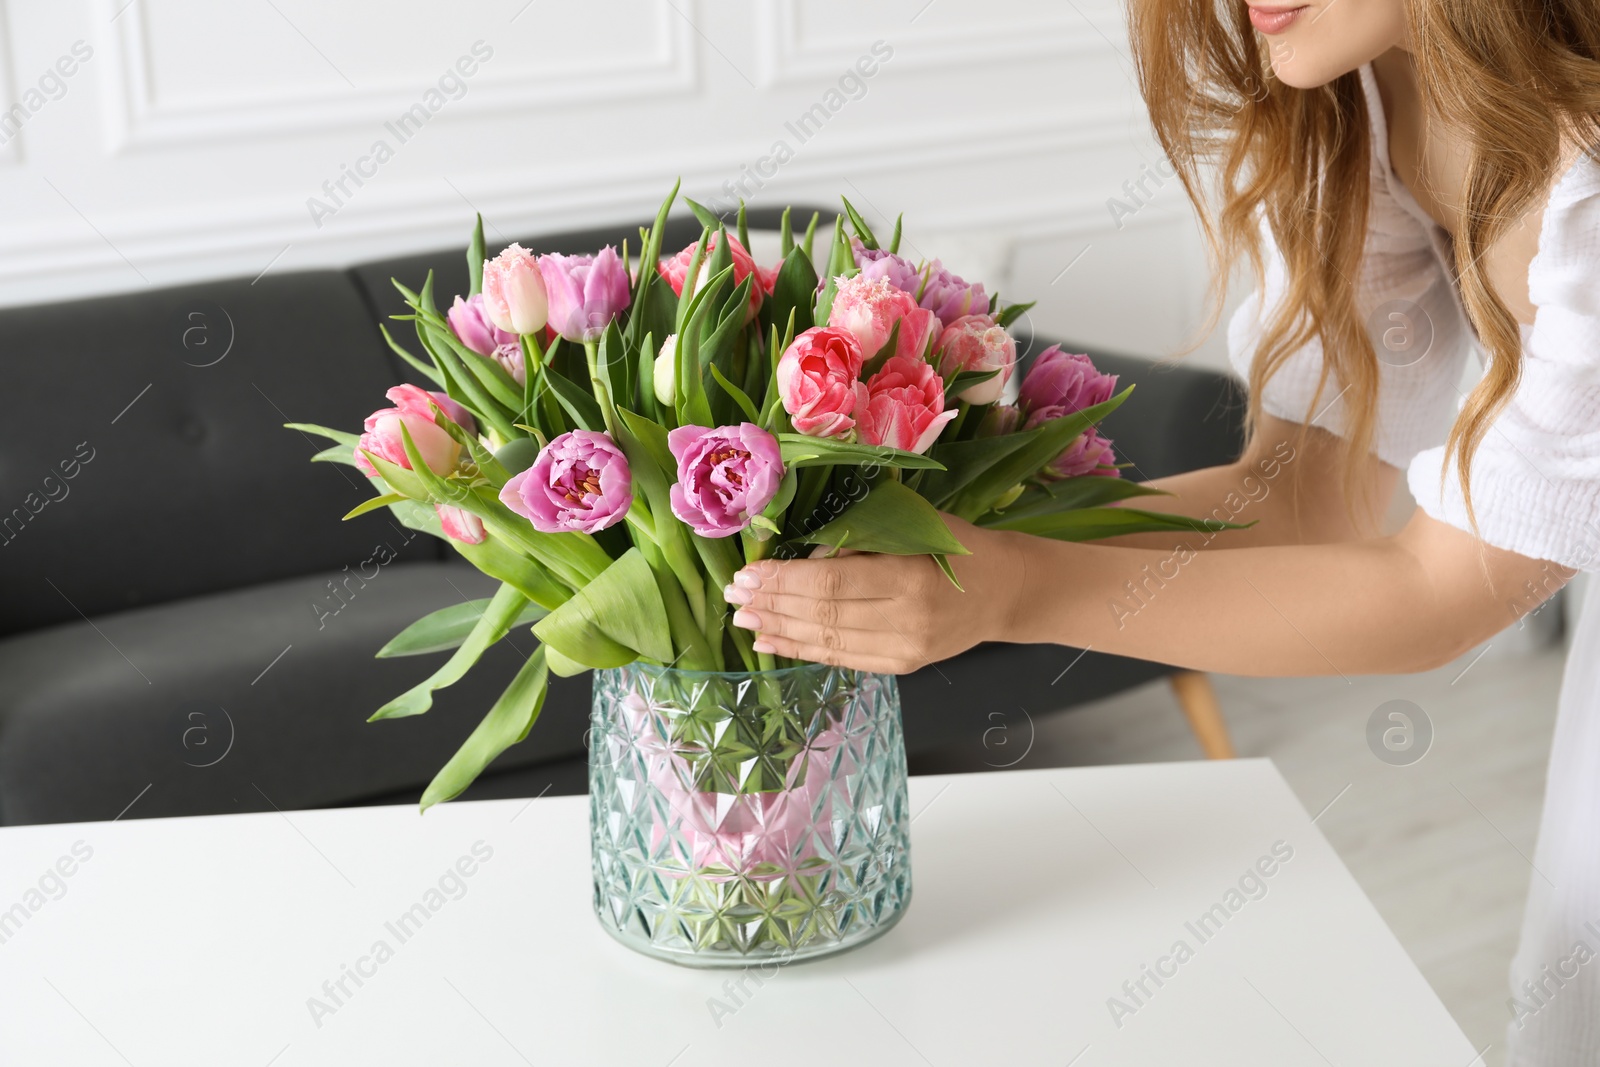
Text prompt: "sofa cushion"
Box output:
[[0, 561, 592, 825], [0, 272, 436, 637]]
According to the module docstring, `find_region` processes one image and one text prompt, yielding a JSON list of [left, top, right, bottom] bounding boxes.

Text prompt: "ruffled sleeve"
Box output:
[[1407, 156, 1600, 571], [1227, 64, 1472, 470]]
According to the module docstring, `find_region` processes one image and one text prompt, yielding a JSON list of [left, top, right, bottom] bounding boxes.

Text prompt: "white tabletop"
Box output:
[[0, 759, 1475, 1066]]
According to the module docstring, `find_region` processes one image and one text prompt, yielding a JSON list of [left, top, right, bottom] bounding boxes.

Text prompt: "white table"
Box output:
[[0, 760, 1476, 1066]]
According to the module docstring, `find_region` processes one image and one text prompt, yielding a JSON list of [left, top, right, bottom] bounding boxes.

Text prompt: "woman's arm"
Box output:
[[1102, 414, 1401, 550], [725, 504, 1569, 678]]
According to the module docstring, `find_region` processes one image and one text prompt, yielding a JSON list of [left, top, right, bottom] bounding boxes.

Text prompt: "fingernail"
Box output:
[[733, 569, 762, 591], [752, 638, 775, 654], [731, 608, 761, 630], [723, 583, 752, 606]]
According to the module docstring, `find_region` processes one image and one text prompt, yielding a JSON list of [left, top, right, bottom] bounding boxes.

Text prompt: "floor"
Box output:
[[916, 634, 1570, 1065]]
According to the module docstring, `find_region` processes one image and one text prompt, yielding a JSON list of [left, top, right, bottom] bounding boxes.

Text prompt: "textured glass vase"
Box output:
[[588, 661, 912, 967]]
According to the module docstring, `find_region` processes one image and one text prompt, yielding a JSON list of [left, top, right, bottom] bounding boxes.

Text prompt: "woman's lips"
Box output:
[[1248, 4, 1308, 33]]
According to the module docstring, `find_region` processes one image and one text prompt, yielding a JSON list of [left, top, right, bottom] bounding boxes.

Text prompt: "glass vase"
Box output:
[[588, 661, 912, 967]]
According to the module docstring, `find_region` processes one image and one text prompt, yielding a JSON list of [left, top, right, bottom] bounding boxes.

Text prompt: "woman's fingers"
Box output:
[[748, 631, 918, 675], [732, 553, 917, 602], [725, 589, 888, 631], [735, 609, 880, 655]]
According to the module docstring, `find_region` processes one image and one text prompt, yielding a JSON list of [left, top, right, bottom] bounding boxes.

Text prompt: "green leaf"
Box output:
[[379, 599, 549, 658], [539, 360, 604, 431], [452, 536, 572, 611], [467, 214, 486, 296], [860, 318, 903, 379], [343, 493, 408, 520], [311, 444, 358, 466], [532, 547, 675, 669], [780, 205, 795, 257], [840, 196, 879, 250], [684, 197, 722, 231], [545, 646, 591, 677], [494, 436, 541, 477], [997, 476, 1171, 518], [675, 230, 712, 332], [419, 646, 548, 811], [371, 583, 529, 720], [425, 321, 523, 412], [379, 323, 443, 385], [801, 211, 820, 263], [792, 478, 969, 556], [626, 179, 680, 349], [995, 301, 1035, 329], [919, 434, 1033, 506], [983, 506, 1254, 542], [766, 247, 818, 336], [285, 422, 360, 448], [938, 387, 1135, 519], [888, 213, 903, 255], [814, 216, 854, 325], [949, 367, 1000, 395], [777, 434, 945, 470], [708, 363, 761, 423]]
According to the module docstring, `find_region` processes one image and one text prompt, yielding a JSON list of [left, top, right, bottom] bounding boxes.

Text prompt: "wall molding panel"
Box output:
[[94, 0, 698, 152], [0, 0, 1198, 350], [753, 0, 1107, 87]]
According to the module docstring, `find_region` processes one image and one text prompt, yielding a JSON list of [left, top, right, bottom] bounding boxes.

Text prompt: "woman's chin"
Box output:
[[1269, 54, 1357, 90]]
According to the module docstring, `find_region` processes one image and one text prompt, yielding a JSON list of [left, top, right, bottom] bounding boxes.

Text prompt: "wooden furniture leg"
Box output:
[[1168, 671, 1236, 759]]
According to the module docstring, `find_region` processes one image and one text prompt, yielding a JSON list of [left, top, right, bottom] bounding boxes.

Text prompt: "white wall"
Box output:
[[0, 0, 1232, 370]]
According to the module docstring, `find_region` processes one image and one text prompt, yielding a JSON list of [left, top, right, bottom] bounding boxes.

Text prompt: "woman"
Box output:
[[725, 2, 1600, 1062]]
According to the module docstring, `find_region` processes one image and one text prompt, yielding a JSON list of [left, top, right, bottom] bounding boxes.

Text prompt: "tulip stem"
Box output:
[[584, 341, 620, 436], [947, 400, 971, 440]]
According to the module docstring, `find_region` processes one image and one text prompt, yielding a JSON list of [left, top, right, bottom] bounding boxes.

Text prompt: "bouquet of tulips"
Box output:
[[289, 184, 1224, 809]]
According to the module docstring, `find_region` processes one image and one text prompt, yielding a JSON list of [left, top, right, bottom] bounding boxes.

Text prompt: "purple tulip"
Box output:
[[667, 423, 785, 539], [855, 244, 988, 327], [447, 294, 526, 386], [1019, 346, 1119, 429], [1043, 429, 1120, 480], [539, 247, 632, 343], [499, 429, 632, 534], [917, 261, 989, 326], [855, 245, 924, 297]]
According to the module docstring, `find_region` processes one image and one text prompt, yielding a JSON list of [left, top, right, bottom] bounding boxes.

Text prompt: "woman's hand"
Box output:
[[724, 513, 1028, 674]]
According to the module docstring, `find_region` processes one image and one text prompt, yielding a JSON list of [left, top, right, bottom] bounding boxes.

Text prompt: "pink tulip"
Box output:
[[936, 314, 1017, 405], [776, 327, 867, 439], [667, 423, 785, 538], [499, 430, 632, 534], [539, 247, 632, 343], [387, 383, 476, 435], [827, 274, 938, 361], [1044, 429, 1120, 480], [354, 385, 470, 477], [658, 232, 766, 322], [447, 294, 526, 386], [857, 354, 957, 455], [1019, 346, 1119, 429], [481, 244, 549, 335], [854, 243, 990, 327], [436, 504, 486, 544]]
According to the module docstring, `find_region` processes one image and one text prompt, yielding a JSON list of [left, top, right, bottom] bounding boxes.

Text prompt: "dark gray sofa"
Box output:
[[0, 207, 1244, 826]]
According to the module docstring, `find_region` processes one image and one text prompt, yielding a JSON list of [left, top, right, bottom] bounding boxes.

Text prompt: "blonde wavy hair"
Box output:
[[1128, 0, 1600, 524]]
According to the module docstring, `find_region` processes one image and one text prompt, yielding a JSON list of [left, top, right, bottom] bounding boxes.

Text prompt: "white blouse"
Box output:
[[1227, 64, 1600, 571]]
